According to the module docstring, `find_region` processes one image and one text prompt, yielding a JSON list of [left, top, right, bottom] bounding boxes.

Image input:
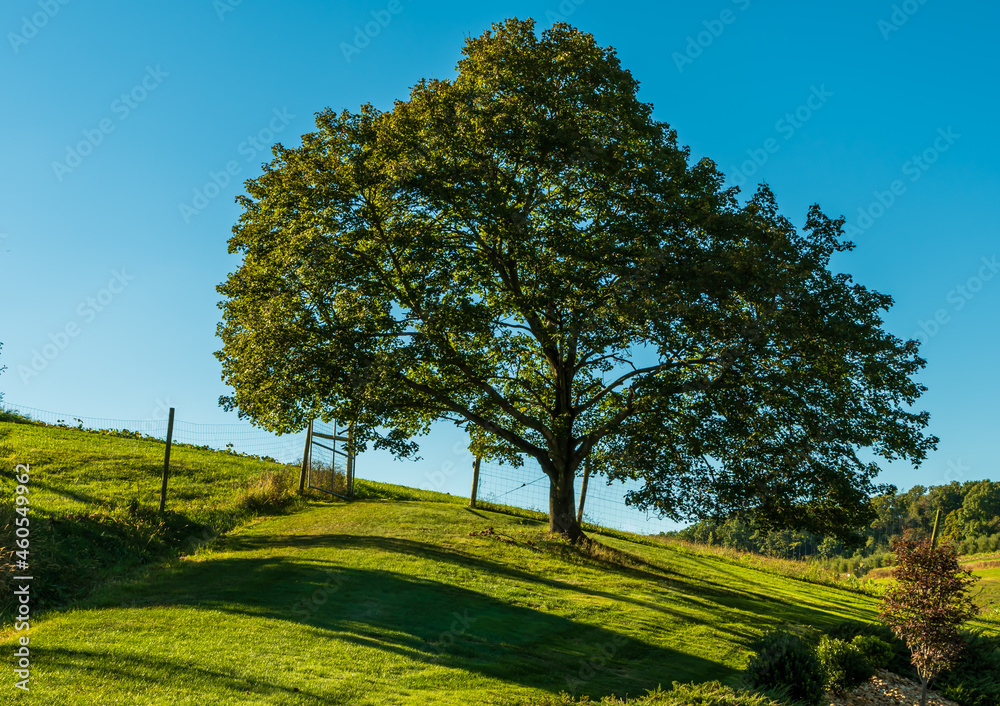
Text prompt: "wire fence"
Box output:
[[2, 401, 675, 534], [0, 402, 309, 465], [477, 456, 679, 536]]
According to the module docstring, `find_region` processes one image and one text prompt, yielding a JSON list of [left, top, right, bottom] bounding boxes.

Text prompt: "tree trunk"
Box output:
[[548, 466, 585, 542], [920, 676, 928, 706]]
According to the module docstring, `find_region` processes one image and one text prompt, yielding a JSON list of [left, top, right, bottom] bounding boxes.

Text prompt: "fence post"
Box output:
[[158, 407, 175, 513], [346, 422, 355, 498], [298, 419, 313, 493], [470, 455, 481, 508], [576, 456, 591, 524]]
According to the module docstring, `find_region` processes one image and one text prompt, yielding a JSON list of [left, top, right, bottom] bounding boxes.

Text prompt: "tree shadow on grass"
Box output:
[[81, 554, 728, 700], [215, 532, 851, 641], [83, 531, 874, 693]]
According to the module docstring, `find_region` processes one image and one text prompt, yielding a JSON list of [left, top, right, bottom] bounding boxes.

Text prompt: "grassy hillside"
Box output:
[[0, 418, 304, 614], [1, 419, 995, 704], [2, 492, 886, 704]]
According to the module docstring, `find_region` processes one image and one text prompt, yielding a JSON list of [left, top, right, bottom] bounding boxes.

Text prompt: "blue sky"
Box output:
[[1, 0, 997, 508]]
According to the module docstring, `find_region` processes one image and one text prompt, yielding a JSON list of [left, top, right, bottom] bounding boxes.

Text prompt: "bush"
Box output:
[[936, 631, 1000, 706], [236, 468, 295, 514], [827, 620, 911, 675], [744, 629, 824, 705], [514, 681, 788, 705], [0, 407, 34, 424], [817, 635, 877, 693], [851, 635, 894, 671]]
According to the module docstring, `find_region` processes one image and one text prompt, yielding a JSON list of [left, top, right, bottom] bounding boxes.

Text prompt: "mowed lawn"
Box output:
[[2, 497, 883, 705], [0, 420, 299, 522], [969, 567, 1000, 615]]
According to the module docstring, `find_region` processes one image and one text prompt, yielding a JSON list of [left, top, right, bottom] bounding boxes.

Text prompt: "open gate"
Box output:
[[297, 419, 356, 499]]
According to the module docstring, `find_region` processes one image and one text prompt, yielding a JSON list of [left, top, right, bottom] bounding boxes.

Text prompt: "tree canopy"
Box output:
[[216, 18, 936, 541]]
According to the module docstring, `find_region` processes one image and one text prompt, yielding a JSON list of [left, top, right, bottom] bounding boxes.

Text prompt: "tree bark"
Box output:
[[920, 676, 928, 706], [548, 466, 585, 542]]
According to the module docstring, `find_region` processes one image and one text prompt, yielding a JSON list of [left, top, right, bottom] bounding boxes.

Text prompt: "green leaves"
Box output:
[[216, 18, 936, 539]]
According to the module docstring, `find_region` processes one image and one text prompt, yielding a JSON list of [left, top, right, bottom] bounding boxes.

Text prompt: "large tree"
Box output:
[[216, 19, 936, 541]]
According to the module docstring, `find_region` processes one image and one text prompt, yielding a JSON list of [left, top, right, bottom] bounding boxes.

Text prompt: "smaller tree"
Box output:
[[879, 539, 980, 706]]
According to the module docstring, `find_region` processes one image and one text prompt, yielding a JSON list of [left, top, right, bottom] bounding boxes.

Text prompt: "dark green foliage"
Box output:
[[816, 635, 880, 693], [217, 17, 936, 543], [669, 478, 1000, 568], [936, 632, 1000, 706], [0, 407, 32, 424], [850, 635, 895, 671], [827, 621, 912, 675], [744, 629, 824, 705], [510, 681, 789, 704]]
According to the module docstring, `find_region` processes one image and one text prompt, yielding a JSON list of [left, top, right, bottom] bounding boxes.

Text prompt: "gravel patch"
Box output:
[[824, 669, 960, 706]]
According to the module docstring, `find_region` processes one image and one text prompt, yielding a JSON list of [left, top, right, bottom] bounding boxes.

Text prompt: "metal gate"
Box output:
[[298, 419, 356, 499]]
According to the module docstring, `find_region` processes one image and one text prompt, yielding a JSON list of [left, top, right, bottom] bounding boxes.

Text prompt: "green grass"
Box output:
[[0, 419, 298, 522], [2, 419, 994, 704], [3, 494, 886, 704], [970, 567, 1000, 617], [0, 418, 306, 613]]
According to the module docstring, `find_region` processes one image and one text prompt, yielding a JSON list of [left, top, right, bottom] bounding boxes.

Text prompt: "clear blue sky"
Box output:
[[1, 0, 997, 505]]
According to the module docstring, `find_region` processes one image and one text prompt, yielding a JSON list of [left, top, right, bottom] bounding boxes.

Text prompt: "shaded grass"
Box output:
[[1, 419, 993, 703], [0, 420, 315, 616], [1, 497, 893, 704]]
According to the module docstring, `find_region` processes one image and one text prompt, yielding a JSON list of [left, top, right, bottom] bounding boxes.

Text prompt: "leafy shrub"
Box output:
[[936, 631, 1000, 706], [827, 620, 911, 675], [744, 629, 824, 705], [511, 681, 787, 704], [0, 408, 34, 424], [850, 634, 893, 671], [817, 635, 875, 693], [236, 468, 295, 514]]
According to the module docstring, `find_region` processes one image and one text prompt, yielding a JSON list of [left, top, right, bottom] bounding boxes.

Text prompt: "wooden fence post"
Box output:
[[576, 457, 591, 524], [345, 422, 355, 498], [298, 419, 313, 493], [470, 455, 481, 508], [158, 407, 175, 513]]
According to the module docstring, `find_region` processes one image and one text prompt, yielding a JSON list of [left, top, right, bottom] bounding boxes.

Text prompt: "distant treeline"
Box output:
[[665, 480, 1000, 576]]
